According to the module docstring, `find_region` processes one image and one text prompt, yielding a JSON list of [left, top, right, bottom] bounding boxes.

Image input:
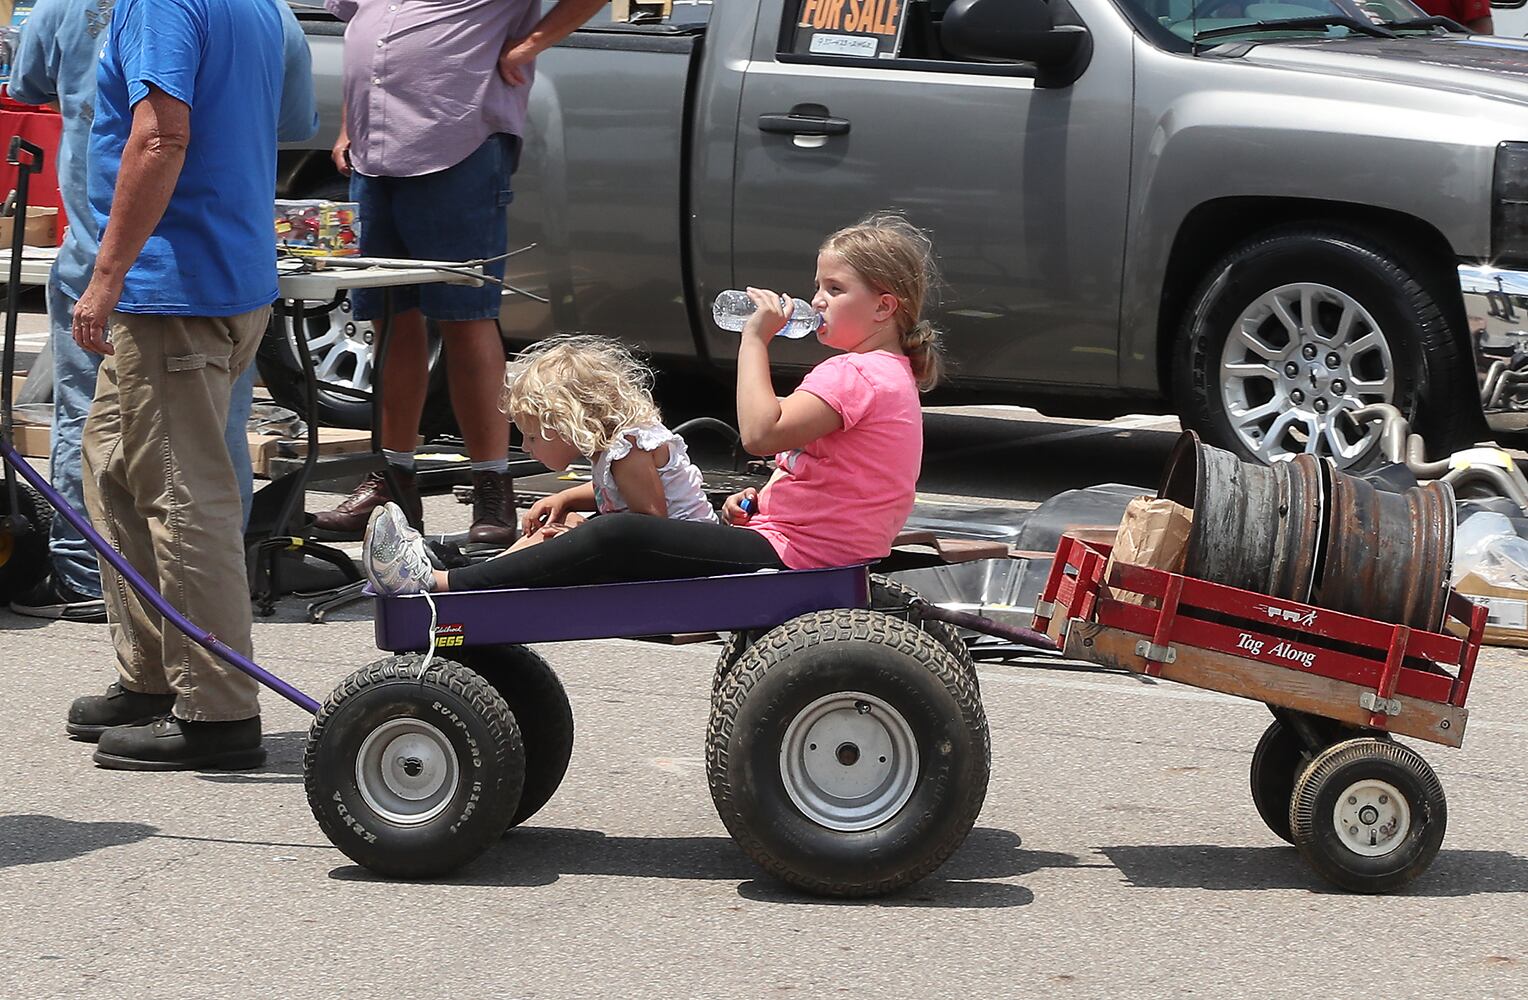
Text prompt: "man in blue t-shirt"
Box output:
[[61, 0, 316, 771], [6, 0, 317, 624]]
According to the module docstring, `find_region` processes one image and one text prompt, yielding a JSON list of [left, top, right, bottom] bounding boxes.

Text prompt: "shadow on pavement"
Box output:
[[328, 826, 1099, 908], [194, 730, 307, 785], [0, 814, 157, 869], [1100, 844, 1528, 896]]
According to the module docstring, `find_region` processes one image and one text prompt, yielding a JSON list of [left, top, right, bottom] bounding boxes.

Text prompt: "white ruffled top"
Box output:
[[592, 423, 718, 523]]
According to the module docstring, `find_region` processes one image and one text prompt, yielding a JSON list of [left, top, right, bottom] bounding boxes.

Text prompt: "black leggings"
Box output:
[[445, 512, 787, 591]]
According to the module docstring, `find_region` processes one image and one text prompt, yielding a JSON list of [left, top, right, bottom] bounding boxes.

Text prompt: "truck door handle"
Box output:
[[758, 112, 851, 137]]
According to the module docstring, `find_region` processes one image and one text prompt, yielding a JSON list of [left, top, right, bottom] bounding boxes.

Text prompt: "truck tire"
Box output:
[[707, 609, 990, 897], [304, 654, 524, 878], [454, 643, 575, 828], [1173, 228, 1473, 471], [256, 304, 456, 436], [0, 481, 50, 604]]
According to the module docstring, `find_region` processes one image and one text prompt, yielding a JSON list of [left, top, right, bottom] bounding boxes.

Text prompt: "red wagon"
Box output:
[[1034, 534, 1489, 893]]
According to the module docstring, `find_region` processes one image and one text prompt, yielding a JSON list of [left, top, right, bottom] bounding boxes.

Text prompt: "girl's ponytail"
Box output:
[[901, 320, 944, 391]]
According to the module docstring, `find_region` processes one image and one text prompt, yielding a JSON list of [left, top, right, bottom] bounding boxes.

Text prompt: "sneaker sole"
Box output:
[[10, 602, 108, 623], [91, 747, 269, 771]]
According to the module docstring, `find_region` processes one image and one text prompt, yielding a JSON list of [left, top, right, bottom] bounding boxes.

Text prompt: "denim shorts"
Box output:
[[350, 133, 520, 322]]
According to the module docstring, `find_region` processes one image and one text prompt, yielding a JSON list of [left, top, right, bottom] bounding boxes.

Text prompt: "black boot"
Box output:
[[67, 682, 176, 743], [92, 715, 266, 771]]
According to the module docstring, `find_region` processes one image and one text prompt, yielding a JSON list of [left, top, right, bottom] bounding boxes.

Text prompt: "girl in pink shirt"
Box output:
[[724, 214, 942, 568], [363, 214, 943, 593]]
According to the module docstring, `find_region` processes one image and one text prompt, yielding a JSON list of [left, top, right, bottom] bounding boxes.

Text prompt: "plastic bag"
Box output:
[[1452, 511, 1528, 588]]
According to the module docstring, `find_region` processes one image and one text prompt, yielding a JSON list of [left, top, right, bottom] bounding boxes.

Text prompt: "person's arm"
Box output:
[[608, 448, 668, 518], [72, 87, 190, 354], [521, 481, 597, 535], [276, 3, 321, 142], [5, 2, 61, 108], [735, 287, 842, 456], [1465, 16, 1493, 33], [498, 0, 607, 85]]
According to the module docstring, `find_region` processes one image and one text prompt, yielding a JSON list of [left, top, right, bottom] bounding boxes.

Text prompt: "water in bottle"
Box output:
[[711, 289, 823, 339]]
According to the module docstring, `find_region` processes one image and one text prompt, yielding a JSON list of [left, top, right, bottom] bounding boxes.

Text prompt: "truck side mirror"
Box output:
[[941, 0, 1093, 88]]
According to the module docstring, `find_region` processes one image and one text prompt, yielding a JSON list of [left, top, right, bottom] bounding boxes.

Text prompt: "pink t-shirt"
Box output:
[[745, 351, 922, 569]]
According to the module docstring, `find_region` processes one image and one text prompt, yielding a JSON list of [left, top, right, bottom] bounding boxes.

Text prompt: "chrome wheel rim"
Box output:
[[288, 296, 375, 395], [779, 691, 920, 832], [1333, 778, 1411, 857], [355, 718, 460, 826], [1219, 282, 1395, 468]]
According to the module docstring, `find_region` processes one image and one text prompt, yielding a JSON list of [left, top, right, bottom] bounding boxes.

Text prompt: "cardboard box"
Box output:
[[0, 206, 58, 247], [1450, 572, 1528, 649], [249, 426, 375, 478], [1103, 496, 1194, 608], [7, 410, 49, 457]]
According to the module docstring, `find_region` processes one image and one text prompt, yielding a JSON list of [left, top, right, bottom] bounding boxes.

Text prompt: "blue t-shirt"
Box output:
[[8, 0, 120, 300], [88, 0, 305, 316]]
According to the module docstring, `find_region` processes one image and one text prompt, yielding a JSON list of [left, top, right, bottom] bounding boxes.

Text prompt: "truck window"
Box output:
[[776, 0, 1029, 67]]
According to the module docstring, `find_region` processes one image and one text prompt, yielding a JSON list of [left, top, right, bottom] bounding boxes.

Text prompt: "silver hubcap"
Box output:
[[288, 296, 375, 394], [1333, 778, 1411, 857], [355, 718, 460, 825], [1219, 282, 1395, 468], [778, 692, 919, 832]]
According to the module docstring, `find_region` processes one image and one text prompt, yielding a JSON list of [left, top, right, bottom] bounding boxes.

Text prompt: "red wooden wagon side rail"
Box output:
[[1033, 535, 1489, 748]]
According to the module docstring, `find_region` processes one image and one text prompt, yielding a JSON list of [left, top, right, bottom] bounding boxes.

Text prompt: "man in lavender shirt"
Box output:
[[316, 0, 604, 544]]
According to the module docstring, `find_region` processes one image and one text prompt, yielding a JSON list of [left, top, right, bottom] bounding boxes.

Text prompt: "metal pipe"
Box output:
[[1443, 464, 1528, 511], [0, 443, 322, 714], [914, 602, 1059, 652]]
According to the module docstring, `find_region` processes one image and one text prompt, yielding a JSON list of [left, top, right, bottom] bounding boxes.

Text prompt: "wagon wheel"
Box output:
[[1250, 719, 1305, 845], [707, 608, 990, 897], [1288, 737, 1446, 893], [304, 655, 524, 878], [709, 575, 978, 711], [0, 480, 49, 604], [454, 643, 575, 828]]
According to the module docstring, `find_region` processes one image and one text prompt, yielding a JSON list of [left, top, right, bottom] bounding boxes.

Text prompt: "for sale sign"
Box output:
[[792, 0, 909, 60]]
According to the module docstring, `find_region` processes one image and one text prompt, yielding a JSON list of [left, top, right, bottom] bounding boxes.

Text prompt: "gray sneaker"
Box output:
[[363, 502, 437, 595]]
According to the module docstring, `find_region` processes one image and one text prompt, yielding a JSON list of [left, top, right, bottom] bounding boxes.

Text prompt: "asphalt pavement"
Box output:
[[3, 397, 1527, 998]]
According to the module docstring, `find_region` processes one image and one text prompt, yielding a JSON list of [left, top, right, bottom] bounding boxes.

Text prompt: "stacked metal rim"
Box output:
[[1156, 432, 1453, 632]]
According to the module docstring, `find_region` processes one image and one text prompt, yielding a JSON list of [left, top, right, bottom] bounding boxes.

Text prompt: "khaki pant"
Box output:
[[82, 307, 270, 722]]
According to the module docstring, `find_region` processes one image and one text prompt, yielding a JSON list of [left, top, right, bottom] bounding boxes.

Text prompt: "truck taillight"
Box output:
[[1494, 142, 1528, 268]]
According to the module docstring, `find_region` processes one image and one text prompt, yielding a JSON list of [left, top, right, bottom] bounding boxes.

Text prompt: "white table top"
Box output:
[[2, 247, 486, 299]]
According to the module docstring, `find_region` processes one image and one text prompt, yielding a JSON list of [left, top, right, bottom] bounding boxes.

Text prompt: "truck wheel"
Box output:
[[1250, 719, 1304, 844], [455, 643, 575, 828], [304, 654, 524, 878], [0, 481, 50, 604], [707, 609, 991, 897], [1174, 228, 1472, 471], [1288, 737, 1446, 894], [255, 299, 456, 436]]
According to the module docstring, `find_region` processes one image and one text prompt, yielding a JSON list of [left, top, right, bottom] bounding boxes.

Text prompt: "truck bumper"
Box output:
[[1459, 264, 1528, 434]]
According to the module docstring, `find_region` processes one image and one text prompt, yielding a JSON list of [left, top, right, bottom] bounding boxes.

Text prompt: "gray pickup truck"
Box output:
[[268, 0, 1528, 471]]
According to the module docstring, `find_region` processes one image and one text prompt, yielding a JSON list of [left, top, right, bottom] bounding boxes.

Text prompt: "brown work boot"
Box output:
[[467, 470, 517, 546], [311, 468, 422, 538]]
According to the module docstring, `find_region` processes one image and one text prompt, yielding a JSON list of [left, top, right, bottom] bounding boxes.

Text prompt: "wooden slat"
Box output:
[[1063, 620, 1467, 748]]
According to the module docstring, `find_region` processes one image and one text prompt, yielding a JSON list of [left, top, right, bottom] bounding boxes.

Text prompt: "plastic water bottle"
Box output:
[[711, 290, 822, 339]]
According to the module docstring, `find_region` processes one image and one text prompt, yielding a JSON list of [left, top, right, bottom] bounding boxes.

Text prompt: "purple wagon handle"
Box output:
[[0, 445, 322, 715]]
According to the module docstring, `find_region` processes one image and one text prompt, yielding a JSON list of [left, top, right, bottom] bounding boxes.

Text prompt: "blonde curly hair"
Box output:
[[500, 335, 663, 456]]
